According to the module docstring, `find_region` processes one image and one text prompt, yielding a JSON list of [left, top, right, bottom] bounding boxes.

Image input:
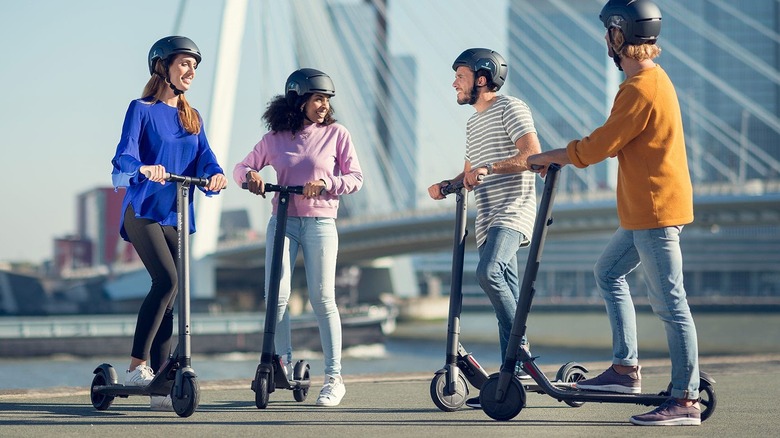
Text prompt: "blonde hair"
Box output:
[[610, 28, 661, 62], [141, 58, 201, 135]]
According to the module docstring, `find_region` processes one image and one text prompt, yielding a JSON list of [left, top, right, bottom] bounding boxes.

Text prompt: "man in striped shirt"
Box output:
[[428, 48, 541, 409]]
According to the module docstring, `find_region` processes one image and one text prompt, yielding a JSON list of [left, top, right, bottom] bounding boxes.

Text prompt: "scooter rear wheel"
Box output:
[[480, 373, 526, 421], [293, 360, 310, 402], [90, 369, 115, 411], [430, 371, 469, 411], [171, 373, 200, 417], [555, 362, 588, 407]]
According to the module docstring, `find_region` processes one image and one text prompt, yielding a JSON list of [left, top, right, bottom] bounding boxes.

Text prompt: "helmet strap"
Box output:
[[157, 60, 185, 95], [168, 80, 184, 96]]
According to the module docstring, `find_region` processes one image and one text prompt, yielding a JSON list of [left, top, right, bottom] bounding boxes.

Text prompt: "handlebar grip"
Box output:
[[265, 184, 304, 194], [241, 182, 304, 194], [165, 173, 210, 187], [439, 174, 484, 196], [440, 180, 464, 196]]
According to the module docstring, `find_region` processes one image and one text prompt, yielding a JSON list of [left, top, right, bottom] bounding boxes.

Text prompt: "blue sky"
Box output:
[[0, 0, 506, 264]]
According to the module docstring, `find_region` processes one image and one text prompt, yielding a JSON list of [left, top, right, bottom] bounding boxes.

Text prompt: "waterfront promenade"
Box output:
[[2, 310, 779, 436], [0, 354, 778, 437]]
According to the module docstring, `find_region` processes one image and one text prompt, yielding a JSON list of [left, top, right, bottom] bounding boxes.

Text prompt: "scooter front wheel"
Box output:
[[480, 373, 526, 421], [90, 369, 115, 410], [171, 373, 200, 417], [430, 371, 469, 411], [255, 373, 270, 409]]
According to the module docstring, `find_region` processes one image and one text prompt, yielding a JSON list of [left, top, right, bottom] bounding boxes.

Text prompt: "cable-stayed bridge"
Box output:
[[106, 0, 780, 306]]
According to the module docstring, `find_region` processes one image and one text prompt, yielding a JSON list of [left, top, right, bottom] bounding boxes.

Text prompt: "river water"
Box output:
[[1, 310, 777, 390]]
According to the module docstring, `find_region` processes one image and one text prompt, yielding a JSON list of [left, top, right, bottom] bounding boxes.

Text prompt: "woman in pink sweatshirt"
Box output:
[[234, 68, 363, 407]]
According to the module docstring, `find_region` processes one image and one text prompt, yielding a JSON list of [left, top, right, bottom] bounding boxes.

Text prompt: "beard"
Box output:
[[456, 89, 472, 105]]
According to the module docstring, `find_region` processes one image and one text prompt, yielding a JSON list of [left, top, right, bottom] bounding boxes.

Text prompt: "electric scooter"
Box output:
[[478, 164, 718, 422], [242, 182, 311, 409], [429, 179, 491, 411], [90, 173, 209, 417]]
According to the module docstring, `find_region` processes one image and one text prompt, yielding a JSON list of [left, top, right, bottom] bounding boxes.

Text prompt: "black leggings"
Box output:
[[123, 204, 178, 372]]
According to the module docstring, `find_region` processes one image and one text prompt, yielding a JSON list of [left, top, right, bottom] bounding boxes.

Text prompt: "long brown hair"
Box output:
[[141, 57, 201, 135]]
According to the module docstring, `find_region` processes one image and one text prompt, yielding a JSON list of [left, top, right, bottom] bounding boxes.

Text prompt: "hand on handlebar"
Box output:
[[245, 171, 266, 198], [140, 164, 167, 184], [302, 179, 326, 199], [463, 168, 486, 191], [206, 173, 228, 192], [428, 182, 448, 200]]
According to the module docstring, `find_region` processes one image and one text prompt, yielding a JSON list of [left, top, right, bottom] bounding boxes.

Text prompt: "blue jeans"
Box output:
[[477, 227, 525, 363], [265, 215, 342, 377], [594, 226, 699, 399]]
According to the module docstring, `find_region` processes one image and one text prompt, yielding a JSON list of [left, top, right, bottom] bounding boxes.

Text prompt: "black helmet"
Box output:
[[599, 0, 662, 46], [148, 36, 202, 75], [452, 48, 508, 91], [285, 68, 336, 105]]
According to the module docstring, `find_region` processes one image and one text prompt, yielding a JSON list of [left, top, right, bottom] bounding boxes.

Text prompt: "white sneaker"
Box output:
[[316, 375, 346, 406], [125, 364, 155, 386], [150, 395, 173, 411]]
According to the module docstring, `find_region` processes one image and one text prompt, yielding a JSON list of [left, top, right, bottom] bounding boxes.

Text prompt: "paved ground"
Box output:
[[1, 353, 778, 438]]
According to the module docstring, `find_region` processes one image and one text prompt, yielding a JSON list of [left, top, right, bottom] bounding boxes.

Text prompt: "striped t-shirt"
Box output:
[[464, 95, 537, 248]]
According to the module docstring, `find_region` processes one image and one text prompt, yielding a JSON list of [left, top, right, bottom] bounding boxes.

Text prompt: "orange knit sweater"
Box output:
[[566, 65, 693, 230]]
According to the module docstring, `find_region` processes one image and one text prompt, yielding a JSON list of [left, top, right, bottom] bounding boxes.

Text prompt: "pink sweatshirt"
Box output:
[[233, 122, 363, 218]]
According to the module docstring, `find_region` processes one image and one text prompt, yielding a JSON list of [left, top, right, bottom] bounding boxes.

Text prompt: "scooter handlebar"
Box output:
[[440, 175, 483, 196], [241, 182, 304, 195], [165, 173, 210, 187]]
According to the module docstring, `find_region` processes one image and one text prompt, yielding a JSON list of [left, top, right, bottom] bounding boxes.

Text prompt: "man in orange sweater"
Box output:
[[528, 0, 701, 426]]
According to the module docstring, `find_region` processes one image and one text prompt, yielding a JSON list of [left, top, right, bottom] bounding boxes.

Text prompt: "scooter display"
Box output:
[[90, 173, 209, 417], [242, 182, 311, 409], [429, 179, 490, 411], [478, 164, 717, 422]]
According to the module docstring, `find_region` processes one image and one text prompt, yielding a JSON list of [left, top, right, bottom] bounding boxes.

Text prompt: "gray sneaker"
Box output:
[[575, 365, 641, 394], [630, 398, 701, 426]]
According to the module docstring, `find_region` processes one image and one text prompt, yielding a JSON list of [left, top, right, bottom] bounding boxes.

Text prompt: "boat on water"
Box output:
[[0, 304, 398, 358]]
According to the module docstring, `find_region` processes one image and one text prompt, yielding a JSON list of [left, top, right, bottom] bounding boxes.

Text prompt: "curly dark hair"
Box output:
[[262, 94, 337, 134]]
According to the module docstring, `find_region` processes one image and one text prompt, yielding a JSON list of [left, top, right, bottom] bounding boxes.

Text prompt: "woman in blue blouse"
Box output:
[[110, 36, 227, 410]]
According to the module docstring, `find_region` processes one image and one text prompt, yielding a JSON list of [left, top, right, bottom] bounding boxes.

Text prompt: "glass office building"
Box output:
[[493, 0, 780, 303]]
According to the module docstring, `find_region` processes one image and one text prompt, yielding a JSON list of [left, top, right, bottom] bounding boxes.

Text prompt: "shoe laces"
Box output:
[[129, 364, 154, 378], [140, 364, 155, 379], [654, 398, 681, 413], [320, 377, 340, 396]]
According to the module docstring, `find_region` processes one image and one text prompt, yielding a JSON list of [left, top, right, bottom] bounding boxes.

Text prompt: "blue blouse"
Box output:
[[111, 98, 223, 241]]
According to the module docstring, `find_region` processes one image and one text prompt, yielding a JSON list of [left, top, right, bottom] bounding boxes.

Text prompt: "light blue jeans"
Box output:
[[265, 215, 342, 377], [477, 227, 525, 363], [594, 226, 699, 400]]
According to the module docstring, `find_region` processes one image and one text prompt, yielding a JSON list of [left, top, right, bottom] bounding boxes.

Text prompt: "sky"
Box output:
[[0, 0, 507, 264]]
